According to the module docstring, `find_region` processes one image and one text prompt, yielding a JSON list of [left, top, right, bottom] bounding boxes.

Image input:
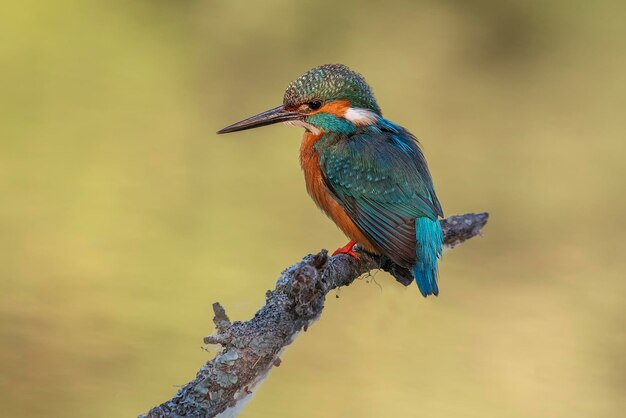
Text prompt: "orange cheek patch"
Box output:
[[313, 99, 351, 117]]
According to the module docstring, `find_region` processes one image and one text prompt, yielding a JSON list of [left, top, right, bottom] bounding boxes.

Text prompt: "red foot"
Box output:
[[332, 240, 360, 260]]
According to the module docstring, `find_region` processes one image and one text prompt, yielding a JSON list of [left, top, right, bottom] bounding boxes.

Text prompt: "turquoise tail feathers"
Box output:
[[413, 218, 444, 297]]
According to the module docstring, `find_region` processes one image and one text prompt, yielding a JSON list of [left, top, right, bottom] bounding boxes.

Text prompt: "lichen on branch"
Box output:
[[142, 212, 489, 418]]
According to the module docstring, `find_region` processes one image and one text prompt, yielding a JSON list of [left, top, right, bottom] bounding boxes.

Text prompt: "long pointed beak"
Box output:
[[217, 105, 300, 134]]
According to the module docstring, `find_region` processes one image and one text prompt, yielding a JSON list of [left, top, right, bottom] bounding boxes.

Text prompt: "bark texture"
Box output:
[[142, 212, 489, 418]]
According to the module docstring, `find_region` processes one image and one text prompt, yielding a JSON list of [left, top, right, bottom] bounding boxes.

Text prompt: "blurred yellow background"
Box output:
[[1, 1, 625, 417]]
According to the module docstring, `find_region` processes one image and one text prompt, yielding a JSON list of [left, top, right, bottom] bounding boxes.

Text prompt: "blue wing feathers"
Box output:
[[318, 119, 444, 295]]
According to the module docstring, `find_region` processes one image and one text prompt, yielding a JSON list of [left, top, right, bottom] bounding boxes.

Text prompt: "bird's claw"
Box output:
[[332, 240, 360, 260]]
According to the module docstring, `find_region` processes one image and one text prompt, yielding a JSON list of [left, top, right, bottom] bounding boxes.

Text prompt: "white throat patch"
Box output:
[[344, 107, 379, 126], [284, 120, 321, 135]]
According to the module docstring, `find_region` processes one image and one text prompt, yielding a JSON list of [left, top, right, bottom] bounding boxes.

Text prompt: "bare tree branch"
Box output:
[[141, 212, 489, 418]]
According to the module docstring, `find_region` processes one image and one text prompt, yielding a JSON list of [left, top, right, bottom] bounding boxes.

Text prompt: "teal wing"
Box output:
[[318, 120, 443, 268]]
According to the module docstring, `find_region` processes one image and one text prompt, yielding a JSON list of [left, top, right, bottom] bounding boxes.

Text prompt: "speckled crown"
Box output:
[[283, 64, 381, 114]]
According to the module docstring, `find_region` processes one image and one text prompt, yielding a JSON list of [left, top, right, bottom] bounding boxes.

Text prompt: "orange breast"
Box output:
[[300, 131, 378, 253]]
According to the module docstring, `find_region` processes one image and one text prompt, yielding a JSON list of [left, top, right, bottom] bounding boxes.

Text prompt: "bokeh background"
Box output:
[[1, 1, 625, 417]]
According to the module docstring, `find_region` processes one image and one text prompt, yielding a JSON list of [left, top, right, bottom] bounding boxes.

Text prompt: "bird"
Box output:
[[218, 64, 444, 296]]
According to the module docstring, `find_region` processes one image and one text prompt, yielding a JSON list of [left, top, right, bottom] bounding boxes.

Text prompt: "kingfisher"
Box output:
[[218, 64, 444, 296]]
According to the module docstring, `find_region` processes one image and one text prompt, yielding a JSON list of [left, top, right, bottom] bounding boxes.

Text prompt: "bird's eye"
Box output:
[[308, 100, 323, 110]]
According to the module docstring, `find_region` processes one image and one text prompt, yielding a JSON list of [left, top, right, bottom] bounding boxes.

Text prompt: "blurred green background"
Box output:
[[1, 1, 625, 417]]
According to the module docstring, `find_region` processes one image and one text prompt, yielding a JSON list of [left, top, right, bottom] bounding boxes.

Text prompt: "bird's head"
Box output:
[[218, 64, 381, 135]]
